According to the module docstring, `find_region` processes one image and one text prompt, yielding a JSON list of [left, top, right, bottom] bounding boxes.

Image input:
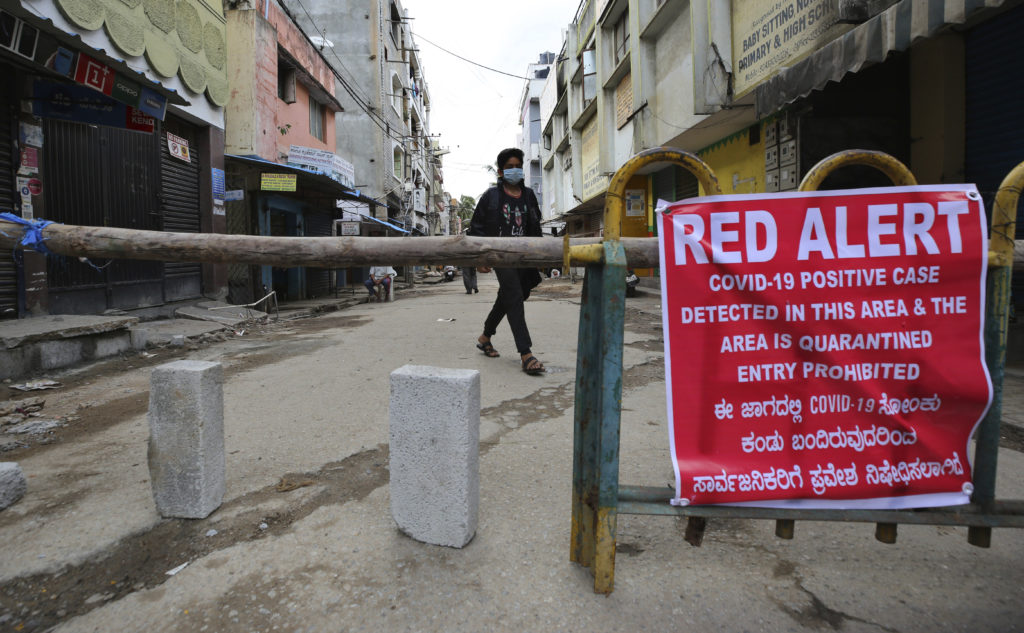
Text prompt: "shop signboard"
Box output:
[[731, 0, 848, 96], [261, 173, 297, 192]]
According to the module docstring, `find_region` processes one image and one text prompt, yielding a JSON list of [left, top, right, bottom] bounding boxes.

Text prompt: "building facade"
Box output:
[[517, 52, 556, 220], [281, 0, 443, 238], [1, 0, 229, 318], [224, 0, 383, 302], [540, 0, 1024, 284]]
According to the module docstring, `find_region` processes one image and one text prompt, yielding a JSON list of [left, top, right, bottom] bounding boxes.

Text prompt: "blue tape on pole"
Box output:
[[0, 212, 56, 255]]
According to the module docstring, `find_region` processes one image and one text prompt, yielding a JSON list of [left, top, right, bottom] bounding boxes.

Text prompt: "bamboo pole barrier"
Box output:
[[4, 219, 1023, 271], [0, 220, 660, 268]]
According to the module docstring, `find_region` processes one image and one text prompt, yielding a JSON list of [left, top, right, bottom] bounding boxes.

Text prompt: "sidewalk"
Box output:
[[0, 280, 434, 381]]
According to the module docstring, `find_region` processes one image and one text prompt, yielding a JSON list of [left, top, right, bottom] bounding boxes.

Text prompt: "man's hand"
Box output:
[[477, 267, 491, 274]]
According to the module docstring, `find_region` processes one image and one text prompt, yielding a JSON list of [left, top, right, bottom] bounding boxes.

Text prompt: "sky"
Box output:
[[397, 0, 583, 202]]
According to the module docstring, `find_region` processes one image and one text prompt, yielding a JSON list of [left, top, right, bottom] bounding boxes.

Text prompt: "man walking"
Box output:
[[462, 266, 478, 294], [468, 148, 545, 375]]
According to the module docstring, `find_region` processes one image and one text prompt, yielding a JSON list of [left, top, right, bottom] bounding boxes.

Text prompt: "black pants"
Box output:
[[483, 268, 534, 355], [462, 266, 477, 291]]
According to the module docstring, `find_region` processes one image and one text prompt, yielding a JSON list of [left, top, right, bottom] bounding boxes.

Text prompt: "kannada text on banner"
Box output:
[[657, 186, 992, 508]]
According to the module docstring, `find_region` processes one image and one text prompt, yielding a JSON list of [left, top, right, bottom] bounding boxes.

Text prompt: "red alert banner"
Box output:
[[657, 186, 992, 508]]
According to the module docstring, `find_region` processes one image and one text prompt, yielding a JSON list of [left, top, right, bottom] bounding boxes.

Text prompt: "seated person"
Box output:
[[364, 265, 396, 301]]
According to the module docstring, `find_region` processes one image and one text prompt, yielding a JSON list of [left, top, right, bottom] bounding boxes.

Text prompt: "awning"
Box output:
[[563, 193, 606, 217], [755, 0, 1009, 118], [355, 212, 410, 234], [225, 154, 380, 206]]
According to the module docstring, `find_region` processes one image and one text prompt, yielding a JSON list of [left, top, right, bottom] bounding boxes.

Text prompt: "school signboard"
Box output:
[[657, 186, 992, 509]]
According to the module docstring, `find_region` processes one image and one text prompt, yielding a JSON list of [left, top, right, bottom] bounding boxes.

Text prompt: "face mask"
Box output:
[[502, 167, 524, 184]]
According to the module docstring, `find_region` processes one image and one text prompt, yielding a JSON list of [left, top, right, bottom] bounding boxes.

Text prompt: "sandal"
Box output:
[[476, 340, 500, 358], [521, 355, 545, 375]]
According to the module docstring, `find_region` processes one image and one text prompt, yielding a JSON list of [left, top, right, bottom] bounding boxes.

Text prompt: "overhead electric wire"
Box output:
[[280, 0, 417, 148], [411, 32, 531, 80]]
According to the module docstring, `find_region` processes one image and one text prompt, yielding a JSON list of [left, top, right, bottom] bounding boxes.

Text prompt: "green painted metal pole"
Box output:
[[970, 161, 1024, 548], [569, 241, 626, 594], [571, 147, 721, 594]]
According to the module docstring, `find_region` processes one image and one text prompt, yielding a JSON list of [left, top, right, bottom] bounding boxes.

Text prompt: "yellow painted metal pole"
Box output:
[[798, 150, 917, 191], [567, 148, 721, 266], [988, 162, 1024, 269], [605, 148, 722, 240]]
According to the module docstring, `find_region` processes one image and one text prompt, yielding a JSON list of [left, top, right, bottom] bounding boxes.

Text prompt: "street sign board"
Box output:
[[657, 186, 991, 509], [261, 173, 296, 192]]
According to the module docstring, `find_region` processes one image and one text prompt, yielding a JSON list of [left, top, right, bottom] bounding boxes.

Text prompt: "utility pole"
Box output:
[[402, 180, 414, 285]]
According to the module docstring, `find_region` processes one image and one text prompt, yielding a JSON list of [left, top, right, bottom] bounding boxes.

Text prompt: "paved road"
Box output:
[[1, 275, 1022, 632]]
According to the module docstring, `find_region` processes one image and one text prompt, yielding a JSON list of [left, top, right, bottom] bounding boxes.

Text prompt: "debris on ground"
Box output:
[[165, 562, 189, 576], [0, 397, 46, 417], [6, 419, 64, 435], [275, 477, 315, 492], [9, 380, 62, 391]]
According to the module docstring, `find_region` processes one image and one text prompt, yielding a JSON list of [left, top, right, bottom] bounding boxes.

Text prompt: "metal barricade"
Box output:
[[568, 147, 1024, 594], [1, 148, 1022, 596]]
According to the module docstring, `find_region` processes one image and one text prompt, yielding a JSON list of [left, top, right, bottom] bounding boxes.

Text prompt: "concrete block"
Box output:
[[389, 365, 480, 548], [130, 328, 148, 350], [0, 462, 27, 510], [147, 360, 225, 519]]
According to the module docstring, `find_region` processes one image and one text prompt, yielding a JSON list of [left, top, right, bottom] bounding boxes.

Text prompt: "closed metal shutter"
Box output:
[[966, 3, 1024, 235], [965, 4, 1024, 307], [304, 210, 331, 298], [42, 119, 164, 313], [160, 117, 202, 301], [652, 166, 698, 205], [0, 86, 17, 318]]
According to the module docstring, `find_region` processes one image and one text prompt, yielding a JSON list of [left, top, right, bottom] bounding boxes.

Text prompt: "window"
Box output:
[[391, 74, 403, 113], [278, 58, 296, 103], [390, 3, 402, 46], [613, 11, 629, 64], [309, 98, 324, 141], [0, 11, 38, 59], [581, 48, 597, 109], [393, 146, 404, 179]]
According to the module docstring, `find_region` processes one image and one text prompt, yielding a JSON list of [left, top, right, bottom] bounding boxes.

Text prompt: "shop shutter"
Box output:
[[651, 167, 674, 206], [0, 89, 16, 318], [42, 119, 164, 312], [652, 166, 698, 205], [304, 210, 331, 297], [160, 117, 202, 301], [965, 4, 1024, 307], [674, 167, 699, 201], [966, 3, 1024, 237]]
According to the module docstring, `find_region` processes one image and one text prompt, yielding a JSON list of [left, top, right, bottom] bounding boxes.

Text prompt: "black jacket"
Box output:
[[467, 185, 543, 238]]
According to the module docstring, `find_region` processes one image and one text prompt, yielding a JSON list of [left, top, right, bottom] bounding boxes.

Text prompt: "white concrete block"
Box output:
[[147, 360, 225, 519], [390, 365, 480, 548], [0, 462, 27, 510], [130, 328, 149, 350]]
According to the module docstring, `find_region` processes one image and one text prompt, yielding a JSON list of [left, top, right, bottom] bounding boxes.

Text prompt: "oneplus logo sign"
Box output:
[[74, 53, 114, 95]]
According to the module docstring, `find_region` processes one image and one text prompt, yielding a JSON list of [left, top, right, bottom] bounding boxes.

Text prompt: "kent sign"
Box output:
[[657, 186, 991, 509]]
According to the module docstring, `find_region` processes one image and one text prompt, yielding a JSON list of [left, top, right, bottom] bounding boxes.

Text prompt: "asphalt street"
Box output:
[[1, 274, 1023, 632]]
